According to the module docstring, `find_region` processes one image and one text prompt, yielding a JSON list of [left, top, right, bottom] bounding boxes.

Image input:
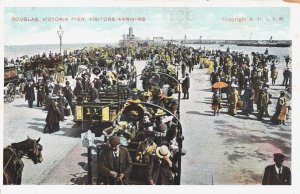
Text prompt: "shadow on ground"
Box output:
[[186, 111, 214, 116]]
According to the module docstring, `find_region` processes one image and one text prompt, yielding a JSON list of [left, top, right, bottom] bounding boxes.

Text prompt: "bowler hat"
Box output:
[[109, 136, 120, 146], [274, 153, 285, 160]]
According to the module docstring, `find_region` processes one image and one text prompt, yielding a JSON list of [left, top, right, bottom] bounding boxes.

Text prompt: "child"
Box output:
[[212, 90, 221, 116], [278, 102, 288, 125]]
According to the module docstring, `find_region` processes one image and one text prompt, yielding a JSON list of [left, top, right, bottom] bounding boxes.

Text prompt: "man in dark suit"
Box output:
[[282, 68, 291, 86], [182, 72, 190, 99], [24, 79, 35, 108], [35, 77, 45, 107], [262, 153, 291, 185], [98, 136, 132, 185], [147, 145, 174, 185]]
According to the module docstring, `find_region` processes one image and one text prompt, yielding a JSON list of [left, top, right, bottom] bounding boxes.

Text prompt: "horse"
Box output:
[[3, 136, 43, 185]]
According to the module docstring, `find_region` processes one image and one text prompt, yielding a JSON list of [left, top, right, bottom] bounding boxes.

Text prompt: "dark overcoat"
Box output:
[[262, 164, 291, 185], [98, 146, 132, 184], [147, 155, 174, 185], [24, 84, 35, 101]]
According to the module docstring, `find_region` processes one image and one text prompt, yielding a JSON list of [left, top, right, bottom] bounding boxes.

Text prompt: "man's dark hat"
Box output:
[[92, 67, 101, 75], [66, 81, 70, 85], [109, 136, 120, 146], [274, 153, 285, 160], [280, 90, 286, 94]]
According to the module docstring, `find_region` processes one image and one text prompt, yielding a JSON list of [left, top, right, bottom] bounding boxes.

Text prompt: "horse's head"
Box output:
[[25, 136, 43, 164]]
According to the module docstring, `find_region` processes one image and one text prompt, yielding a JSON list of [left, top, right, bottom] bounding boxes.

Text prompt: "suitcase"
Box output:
[[64, 107, 71, 116]]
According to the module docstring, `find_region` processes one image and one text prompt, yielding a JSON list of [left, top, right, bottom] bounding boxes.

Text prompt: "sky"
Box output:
[[4, 7, 291, 45]]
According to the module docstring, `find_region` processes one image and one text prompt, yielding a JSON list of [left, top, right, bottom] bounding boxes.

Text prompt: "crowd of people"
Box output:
[[4, 43, 292, 185], [207, 48, 292, 125]]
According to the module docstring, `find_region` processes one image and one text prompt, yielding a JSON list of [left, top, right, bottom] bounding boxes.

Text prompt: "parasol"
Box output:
[[212, 81, 228, 89]]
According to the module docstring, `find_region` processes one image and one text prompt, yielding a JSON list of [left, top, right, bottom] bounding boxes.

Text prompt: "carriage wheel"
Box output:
[[274, 57, 280, 65], [10, 95, 15, 102], [4, 96, 8, 103], [6, 83, 16, 97], [18, 83, 25, 97]]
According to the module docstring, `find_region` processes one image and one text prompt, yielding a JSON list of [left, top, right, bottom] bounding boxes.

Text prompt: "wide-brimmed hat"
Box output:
[[132, 88, 138, 94], [130, 110, 139, 117], [263, 87, 268, 91], [57, 66, 64, 71], [231, 84, 239, 88], [118, 121, 128, 127], [144, 91, 152, 97], [155, 109, 166, 116], [156, 145, 171, 159], [51, 94, 59, 99]]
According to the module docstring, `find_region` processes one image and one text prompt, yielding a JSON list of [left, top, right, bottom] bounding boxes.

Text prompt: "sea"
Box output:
[[4, 43, 292, 64], [4, 43, 118, 60]]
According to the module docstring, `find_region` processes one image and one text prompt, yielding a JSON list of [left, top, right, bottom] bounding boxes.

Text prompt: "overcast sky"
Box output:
[[4, 7, 290, 45]]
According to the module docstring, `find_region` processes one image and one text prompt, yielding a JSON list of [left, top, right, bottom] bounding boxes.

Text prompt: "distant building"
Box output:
[[126, 27, 135, 40], [153, 37, 164, 43]]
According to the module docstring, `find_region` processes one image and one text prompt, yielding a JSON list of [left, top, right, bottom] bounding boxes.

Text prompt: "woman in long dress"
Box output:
[[44, 96, 61, 133]]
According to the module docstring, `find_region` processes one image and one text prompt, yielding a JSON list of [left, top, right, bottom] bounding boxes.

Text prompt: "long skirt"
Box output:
[[44, 122, 60, 134]]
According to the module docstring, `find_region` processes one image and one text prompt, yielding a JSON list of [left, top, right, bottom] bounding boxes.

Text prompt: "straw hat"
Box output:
[[155, 109, 166, 116], [156, 145, 171, 159], [118, 121, 128, 127], [144, 91, 152, 97]]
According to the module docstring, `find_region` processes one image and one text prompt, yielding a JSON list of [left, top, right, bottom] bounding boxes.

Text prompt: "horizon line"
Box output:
[[4, 39, 292, 47]]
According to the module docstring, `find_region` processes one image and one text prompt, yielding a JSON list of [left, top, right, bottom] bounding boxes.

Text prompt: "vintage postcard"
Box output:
[[1, 0, 300, 194]]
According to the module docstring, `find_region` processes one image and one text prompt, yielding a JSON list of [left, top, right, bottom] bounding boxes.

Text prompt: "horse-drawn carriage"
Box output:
[[76, 58, 183, 184], [266, 54, 280, 65], [89, 99, 184, 185], [4, 65, 26, 103]]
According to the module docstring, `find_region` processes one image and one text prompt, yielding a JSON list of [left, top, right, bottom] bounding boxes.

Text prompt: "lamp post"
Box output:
[[57, 25, 64, 54], [199, 36, 202, 50]]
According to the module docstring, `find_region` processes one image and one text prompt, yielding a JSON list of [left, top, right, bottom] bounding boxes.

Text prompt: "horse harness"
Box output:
[[3, 146, 18, 171], [3, 142, 41, 171]]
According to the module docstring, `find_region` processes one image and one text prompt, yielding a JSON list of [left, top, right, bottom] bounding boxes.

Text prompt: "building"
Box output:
[[153, 37, 164, 43]]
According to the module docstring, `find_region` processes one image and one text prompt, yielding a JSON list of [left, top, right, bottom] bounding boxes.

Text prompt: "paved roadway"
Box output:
[[3, 60, 291, 185], [3, 61, 147, 185], [180, 62, 291, 185]]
